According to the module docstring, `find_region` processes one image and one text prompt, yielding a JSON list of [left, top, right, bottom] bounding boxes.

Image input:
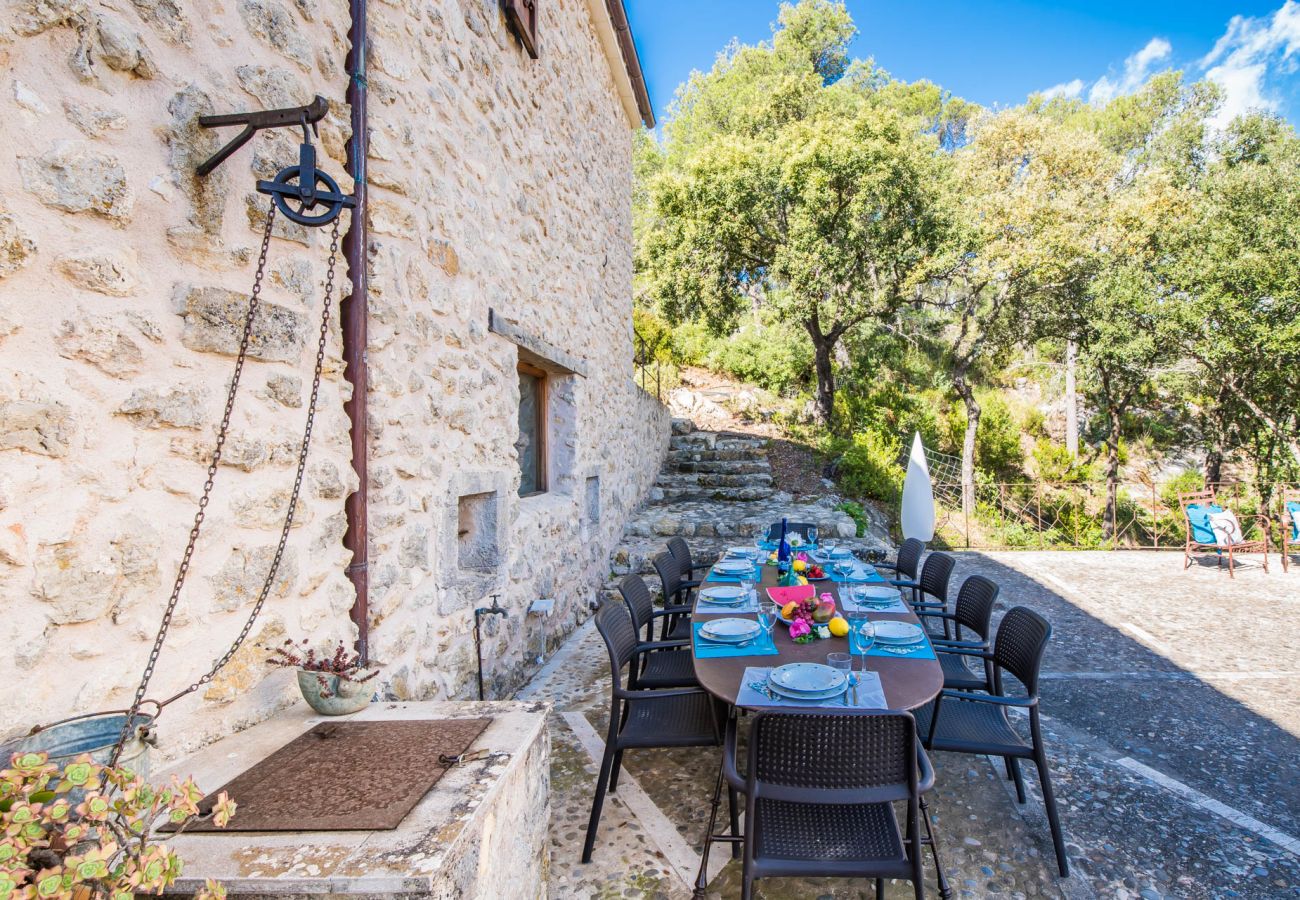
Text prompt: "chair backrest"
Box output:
[[618, 574, 656, 641], [1180, 489, 1223, 545], [748, 710, 916, 805], [651, 551, 683, 599], [594, 600, 638, 691], [895, 537, 925, 581], [666, 536, 694, 571], [992, 606, 1052, 697], [1282, 489, 1300, 542], [765, 521, 816, 541], [953, 574, 999, 640], [918, 551, 955, 604]]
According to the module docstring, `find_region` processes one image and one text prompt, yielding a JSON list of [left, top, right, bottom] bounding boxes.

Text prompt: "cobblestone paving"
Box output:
[[528, 551, 1300, 899]]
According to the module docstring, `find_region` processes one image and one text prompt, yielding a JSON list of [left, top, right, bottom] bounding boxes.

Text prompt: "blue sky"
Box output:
[[625, 1, 1300, 128]]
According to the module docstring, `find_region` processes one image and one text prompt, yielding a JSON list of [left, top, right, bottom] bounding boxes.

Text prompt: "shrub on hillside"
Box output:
[[835, 429, 904, 505]]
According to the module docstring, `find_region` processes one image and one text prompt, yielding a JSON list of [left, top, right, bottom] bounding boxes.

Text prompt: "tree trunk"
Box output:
[[953, 374, 980, 523], [1205, 449, 1223, 487], [805, 321, 837, 427], [1211, 366, 1300, 468], [1064, 340, 1079, 457], [1103, 404, 1122, 540]]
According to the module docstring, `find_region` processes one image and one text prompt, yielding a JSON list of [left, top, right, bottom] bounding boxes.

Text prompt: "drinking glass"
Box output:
[[826, 651, 852, 672], [757, 601, 779, 637], [740, 578, 755, 605], [850, 618, 876, 658], [807, 525, 818, 547]]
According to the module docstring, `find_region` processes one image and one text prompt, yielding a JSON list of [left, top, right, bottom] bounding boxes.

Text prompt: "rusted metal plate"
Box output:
[[181, 718, 492, 832]]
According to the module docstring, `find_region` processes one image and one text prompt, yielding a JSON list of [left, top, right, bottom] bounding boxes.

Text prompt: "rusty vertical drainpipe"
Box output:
[[342, 0, 370, 662]]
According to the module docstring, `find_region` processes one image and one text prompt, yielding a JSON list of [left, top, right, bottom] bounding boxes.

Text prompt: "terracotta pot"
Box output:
[[295, 670, 373, 716]]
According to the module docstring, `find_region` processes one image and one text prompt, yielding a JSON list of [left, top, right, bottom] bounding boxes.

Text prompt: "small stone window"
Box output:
[[457, 491, 500, 571], [517, 362, 547, 497], [585, 475, 601, 526]]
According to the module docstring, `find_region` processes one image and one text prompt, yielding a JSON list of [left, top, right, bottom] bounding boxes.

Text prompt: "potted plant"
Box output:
[[0, 750, 234, 899], [266, 640, 380, 716]]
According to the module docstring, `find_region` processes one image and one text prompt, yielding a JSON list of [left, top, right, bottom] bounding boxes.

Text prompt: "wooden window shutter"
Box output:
[[503, 0, 539, 59]]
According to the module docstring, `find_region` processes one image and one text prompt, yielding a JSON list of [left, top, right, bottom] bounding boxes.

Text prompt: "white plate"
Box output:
[[768, 680, 847, 702], [699, 618, 761, 643], [768, 663, 847, 694], [827, 547, 855, 559], [724, 546, 753, 558], [700, 586, 748, 605], [714, 560, 753, 575], [872, 621, 925, 645]]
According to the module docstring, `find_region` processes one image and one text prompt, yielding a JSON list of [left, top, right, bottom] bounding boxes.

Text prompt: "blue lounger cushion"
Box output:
[[1185, 503, 1224, 545]]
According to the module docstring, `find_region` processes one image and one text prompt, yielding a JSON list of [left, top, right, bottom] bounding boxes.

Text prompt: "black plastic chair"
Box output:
[[889, 552, 956, 636], [875, 537, 925, 584], [667, 536, 712, 592], [916, 606, 1069, 877], [765, 521, 818, 542], [618, 574, 697, 689], [651, 551, 694, 639], [582, 601, 723, 863], [919, 575, 999, 692], [723, 710, 935, 900]]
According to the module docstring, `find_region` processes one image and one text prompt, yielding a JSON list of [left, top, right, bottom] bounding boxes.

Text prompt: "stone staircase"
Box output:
[[603, 418, 889, 598]]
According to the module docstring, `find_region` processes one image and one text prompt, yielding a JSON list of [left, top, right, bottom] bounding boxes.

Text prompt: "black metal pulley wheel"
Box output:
[[256, 164, 355, 228]]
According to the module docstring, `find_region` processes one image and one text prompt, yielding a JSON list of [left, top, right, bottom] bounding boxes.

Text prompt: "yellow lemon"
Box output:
[[792, 559, 807, 572], [828, 616, 849, 638], [796, 575, 808, 586]]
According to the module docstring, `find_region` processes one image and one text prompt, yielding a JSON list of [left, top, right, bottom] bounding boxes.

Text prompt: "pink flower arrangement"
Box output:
[[789, 618, 811, 639]]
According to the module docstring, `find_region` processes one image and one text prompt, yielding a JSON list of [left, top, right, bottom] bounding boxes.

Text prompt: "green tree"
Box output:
[[639, 1, 952, 425], [928, 108, 1115, 517], [1162, 115, 1300, 477]]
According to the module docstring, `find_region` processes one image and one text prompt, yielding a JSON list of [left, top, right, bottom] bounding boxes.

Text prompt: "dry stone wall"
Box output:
[[0, 0, 667, 757]]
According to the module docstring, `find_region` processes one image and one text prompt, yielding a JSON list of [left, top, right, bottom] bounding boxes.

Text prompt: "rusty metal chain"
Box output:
[[111, 206, 341, 764]]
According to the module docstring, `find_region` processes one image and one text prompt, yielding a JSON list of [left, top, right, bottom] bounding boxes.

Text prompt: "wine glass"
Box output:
[[807, 525, 819, 547], [850, 616, 875, 658], [757, 600, 778, 638]]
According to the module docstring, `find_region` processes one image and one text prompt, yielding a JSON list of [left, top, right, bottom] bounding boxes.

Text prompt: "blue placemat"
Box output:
[[692, 623, 779, 658], [852, 635, 937, 660], [696, 597, 759, 614], [838, 593, 909, 614], [736, 666, 886, 709], [706, 567, 761, 584], [830, 565, 885, 584]]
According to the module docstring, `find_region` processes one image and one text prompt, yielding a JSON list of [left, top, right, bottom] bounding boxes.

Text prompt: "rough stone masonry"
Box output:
[[0, 0, 668, 759]]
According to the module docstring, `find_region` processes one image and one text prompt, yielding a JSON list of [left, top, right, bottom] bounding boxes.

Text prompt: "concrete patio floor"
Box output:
[[522, 550, 1300, 899]]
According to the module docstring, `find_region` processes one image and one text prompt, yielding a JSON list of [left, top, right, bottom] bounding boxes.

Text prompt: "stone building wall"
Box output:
[[0, 0, 667, 758]]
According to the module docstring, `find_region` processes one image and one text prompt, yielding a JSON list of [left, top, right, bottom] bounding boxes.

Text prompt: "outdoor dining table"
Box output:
[[688, 553, 944, 897]]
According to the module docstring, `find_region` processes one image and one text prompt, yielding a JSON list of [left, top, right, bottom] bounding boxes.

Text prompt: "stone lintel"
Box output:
[[488, 308, 589, 378], [160, 700, 550, 898]]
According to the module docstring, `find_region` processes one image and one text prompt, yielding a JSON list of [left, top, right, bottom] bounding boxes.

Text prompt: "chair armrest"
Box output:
[[680, 578, 702, 590], [614, 685, 708, 701], [931, 644, 992, 659], [910, 601, 946, 610], [651, 605, 692, 619], [635, 639, 689, 654], [931, 637, 988, 651], [915, 741, 936, 794], [686, 561, 714, 574], [914, 609, 957, 622], [722, 717, 746, 792], [888, 579, 919, 589], [940, 689, 1037, 708], [874, 561, 901, 573]]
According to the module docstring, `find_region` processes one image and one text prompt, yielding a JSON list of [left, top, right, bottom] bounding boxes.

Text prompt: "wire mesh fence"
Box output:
[[902, 444, 1297, 550]]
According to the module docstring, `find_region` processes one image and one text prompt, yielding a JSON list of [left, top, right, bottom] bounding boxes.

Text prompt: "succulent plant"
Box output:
[[265, 639, 381, 698], [0, 751, 233, 899]]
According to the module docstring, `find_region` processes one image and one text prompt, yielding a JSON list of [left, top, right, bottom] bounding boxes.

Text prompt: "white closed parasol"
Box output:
[[900, 432, 936, 542]]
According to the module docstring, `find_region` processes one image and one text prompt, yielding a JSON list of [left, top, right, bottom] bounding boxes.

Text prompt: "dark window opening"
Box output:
[[517, 362, 547, 496]]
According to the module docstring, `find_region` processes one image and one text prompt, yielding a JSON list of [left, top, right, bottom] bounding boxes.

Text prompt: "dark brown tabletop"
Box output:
[[692, 562, 944, 711]]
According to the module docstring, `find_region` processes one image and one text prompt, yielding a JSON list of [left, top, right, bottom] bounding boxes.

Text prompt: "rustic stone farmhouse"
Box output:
[[0, 0, 664, 781]]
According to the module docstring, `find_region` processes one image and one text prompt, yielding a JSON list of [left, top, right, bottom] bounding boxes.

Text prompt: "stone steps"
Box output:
[[655, 471, 774, 489], [601, 417, 891, 606], [664, 458, 770, 475]]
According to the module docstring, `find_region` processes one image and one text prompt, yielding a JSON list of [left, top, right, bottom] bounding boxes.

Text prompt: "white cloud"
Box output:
[[1041, 78, 1085, 100], [1088, 38, 1173, 104], [1199, 1, 1300, 127]]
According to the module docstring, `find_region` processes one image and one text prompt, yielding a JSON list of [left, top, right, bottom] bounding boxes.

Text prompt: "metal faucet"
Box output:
[[474, 594, 508, 700]]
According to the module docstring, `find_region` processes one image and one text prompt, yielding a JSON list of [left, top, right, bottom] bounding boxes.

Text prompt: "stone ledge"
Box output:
[[160, 700, 550, 898], [487, 308, 589, 378]]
